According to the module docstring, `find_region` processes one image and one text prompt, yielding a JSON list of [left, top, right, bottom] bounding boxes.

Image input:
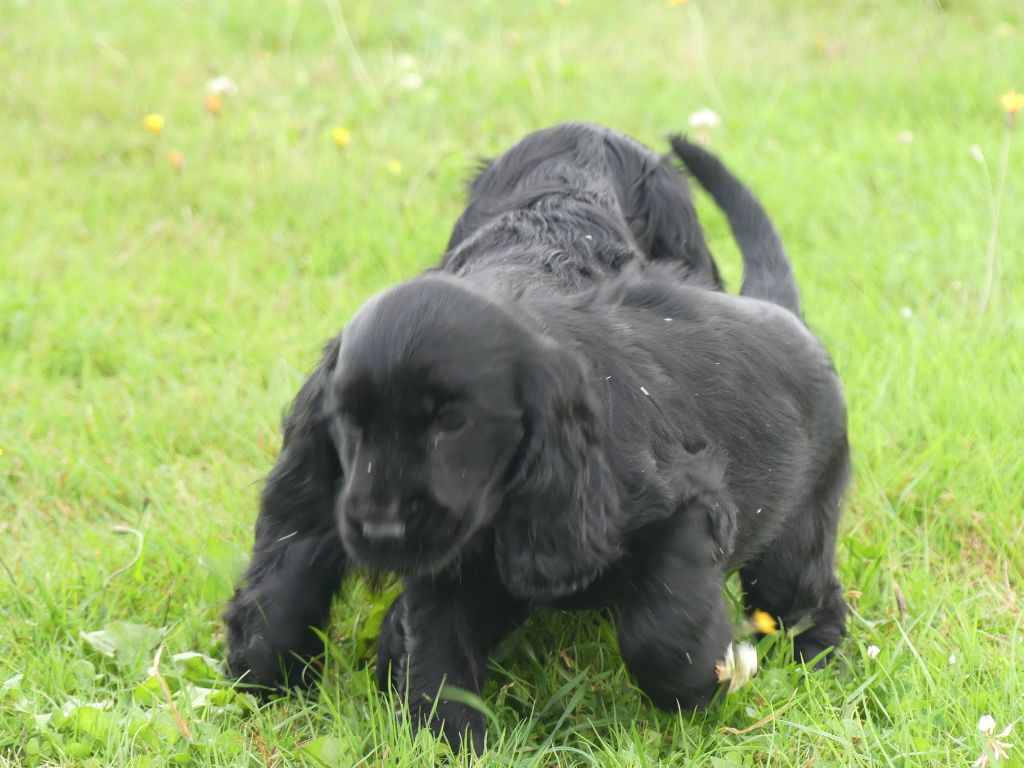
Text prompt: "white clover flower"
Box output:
[[948, 653, 956, 664], [866, 644, 881, 660], [206, 76, 238, 96], [715, 641, 757, 693], [399, 71, 424, 90], [979, 715, 996, 735], [974, 718, 1014, 767], [688, 107, 722, 131]]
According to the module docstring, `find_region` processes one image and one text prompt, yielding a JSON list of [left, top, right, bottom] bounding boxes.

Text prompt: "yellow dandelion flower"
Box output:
[[751, 609, 778, 635], [143, 113, 165, 134], [386, 158, 402, 175], [204, 93, 223, 116], [1000, 89, 1024, 116], [332, 127, 352, 149]]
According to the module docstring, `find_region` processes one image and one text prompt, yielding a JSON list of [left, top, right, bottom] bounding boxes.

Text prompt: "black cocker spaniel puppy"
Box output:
[[224, 123, 849, 754]]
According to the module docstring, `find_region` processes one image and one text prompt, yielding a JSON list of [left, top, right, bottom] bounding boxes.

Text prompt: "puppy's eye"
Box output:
[[435, 407, 467, 434]]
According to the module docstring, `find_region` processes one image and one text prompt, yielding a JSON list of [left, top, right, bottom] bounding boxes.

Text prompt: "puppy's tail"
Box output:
[[670, 137, 801, 318]]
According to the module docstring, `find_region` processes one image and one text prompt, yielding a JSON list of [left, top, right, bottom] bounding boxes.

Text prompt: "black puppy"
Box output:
[[225, 125, 849, 753], [224, 122, 720, 722]]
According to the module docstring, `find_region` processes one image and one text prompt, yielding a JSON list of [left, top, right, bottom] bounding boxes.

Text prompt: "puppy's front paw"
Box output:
[[223, 589, 319, 692], [412, 698, 485, 755], [224, 590, 277, 688], [375, 595, 408, 694], [436, 704, 486, 755]]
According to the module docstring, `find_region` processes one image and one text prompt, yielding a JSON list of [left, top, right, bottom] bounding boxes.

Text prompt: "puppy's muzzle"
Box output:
[[347, 497, 407, 542], [361, 520, 406, 541]]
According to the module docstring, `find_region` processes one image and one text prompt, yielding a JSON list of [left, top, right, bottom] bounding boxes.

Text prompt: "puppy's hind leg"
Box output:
[[612, 149, 722, 288], [740, 447, 849, 667], [617, 509, 733, 710]]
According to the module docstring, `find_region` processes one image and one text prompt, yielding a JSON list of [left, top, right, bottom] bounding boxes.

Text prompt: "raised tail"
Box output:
[[670, 136, 801, 318]]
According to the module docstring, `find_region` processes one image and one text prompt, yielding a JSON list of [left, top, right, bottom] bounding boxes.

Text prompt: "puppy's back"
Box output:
[[445, 123, 718, 284]]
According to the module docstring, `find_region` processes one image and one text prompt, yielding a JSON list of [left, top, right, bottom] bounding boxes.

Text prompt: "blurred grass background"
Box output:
[[1, 0, 1022, 765]]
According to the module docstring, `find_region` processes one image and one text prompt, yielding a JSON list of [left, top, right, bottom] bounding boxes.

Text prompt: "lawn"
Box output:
[[1, 0, 1022, 765]]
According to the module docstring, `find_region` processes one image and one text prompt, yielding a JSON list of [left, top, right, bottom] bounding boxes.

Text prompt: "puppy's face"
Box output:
[[327, 277, 526, 574]]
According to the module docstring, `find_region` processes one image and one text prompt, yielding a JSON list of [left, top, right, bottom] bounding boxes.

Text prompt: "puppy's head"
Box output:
[[326, 275, 527, 574]]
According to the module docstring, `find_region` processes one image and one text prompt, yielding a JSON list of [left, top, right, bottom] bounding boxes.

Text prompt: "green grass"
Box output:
[[2, 0, 1022, 765]]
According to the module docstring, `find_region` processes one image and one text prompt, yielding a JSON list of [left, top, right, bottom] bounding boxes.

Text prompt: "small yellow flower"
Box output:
[[1000, 89, 1024, 116], [751, 609, 778, 635], [168, 149, 184, 173], [143, 113, 165, 134], [204, 93, 223, 116], [386, 158, 402, 175], [332, 127, 352, 149], [667, 0, 688, 6]]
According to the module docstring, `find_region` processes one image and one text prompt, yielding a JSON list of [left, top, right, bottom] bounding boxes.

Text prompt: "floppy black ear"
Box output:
[[495, 342, 622, 600], [259, 335, 343, 530]]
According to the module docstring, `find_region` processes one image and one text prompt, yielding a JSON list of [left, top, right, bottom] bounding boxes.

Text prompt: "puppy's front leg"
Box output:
[[387, 574, 527, 754], [617, 507, 733, 710], [225, 524, 346, 689], [225, 339, 347, 690]]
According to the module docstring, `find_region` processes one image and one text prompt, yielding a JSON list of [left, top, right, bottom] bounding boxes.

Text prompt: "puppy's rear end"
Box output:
[[673, 137, 850, 666]]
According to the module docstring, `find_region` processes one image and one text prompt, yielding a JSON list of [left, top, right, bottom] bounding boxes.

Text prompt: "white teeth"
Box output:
[[362, 521, 405, 540]]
